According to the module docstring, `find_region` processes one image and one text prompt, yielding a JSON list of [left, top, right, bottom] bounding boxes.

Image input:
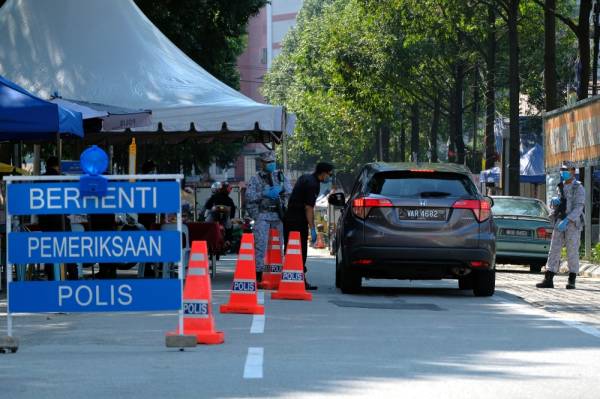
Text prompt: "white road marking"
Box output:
[[243, 347, 264, 379], [251, 315, 265, 334], [491, 296, 600, 339], [257, 291, 264, 305], [561, 319, 600, 338]]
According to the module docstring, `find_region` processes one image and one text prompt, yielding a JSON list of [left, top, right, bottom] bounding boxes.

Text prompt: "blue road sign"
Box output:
[[7, 181, 181, 215], [8, 280, 182, 313], [8, 231, 181, 264]]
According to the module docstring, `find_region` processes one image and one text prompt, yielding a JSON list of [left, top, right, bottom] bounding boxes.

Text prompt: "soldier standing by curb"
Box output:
[[537, 161, 585, 289], [245, 151, 291, 282]]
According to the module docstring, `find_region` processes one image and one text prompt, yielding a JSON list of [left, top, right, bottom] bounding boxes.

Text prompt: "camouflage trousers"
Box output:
[[253, 213, 283, 273], [546, 222, 581, 273]]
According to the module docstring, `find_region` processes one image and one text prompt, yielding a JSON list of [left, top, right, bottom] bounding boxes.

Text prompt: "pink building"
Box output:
[[230, 1, 303, 183], [238, 1, 304, 103]]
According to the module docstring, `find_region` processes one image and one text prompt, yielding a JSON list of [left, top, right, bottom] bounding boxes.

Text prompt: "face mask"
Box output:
[[265, 162, 276, 173], [323, 176, 331, 184], [560, 171, 571, 180]]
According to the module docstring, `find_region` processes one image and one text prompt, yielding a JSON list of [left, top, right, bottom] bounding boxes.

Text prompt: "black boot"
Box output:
[[566, 273, 577, 289], [536, 271, 555, 288]]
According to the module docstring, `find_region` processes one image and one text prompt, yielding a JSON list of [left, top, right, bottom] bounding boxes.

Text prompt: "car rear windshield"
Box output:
[[492, 198, 549, 218], [366, 171, 478, 198]]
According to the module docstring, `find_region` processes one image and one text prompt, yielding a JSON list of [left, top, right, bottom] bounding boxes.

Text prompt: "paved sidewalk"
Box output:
[[563, 260, 600, 278]]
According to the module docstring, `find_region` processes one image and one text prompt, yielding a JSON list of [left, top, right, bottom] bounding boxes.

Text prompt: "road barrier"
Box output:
[[1, 172, 186, 353]]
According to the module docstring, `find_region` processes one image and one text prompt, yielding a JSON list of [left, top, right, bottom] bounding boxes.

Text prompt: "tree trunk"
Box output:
[[508, 0, 520, 196], [544, 0, 557, 110], [472, 65, 480, 171], [381, 123, 391, 162], [430, 97, 440, 163], [484, 5, 496, 170], [453, 62, 466, 164], [410, 103, 420, 162], [400, 121, 406, 162], [576, 0, 592, 100]]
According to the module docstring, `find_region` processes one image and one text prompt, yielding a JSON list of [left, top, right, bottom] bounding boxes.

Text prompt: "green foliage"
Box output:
[[591, 243, 600, 264]]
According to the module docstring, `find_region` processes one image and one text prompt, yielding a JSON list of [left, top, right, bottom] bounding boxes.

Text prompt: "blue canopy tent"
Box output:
[[0, 74, 83, 140], [481, 143, 600, 184], [480, 143, 545, 184]]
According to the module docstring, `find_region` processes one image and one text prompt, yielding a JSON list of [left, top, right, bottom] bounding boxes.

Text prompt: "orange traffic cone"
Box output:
[[271, 231, 312, 301], [220, 233, 265, 314], [258, 229, 283, 290], [166, 240, 224, 344], [314, 231, 326, 249]]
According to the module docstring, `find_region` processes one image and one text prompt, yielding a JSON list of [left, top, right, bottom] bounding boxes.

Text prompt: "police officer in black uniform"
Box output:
[[284, 162, 334, 290]]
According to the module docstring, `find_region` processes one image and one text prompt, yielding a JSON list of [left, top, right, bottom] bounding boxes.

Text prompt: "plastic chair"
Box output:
[[160, 223, 190, 278]]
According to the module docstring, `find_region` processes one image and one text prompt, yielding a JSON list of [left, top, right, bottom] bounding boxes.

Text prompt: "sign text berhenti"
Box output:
[[7, 179, 182, 313]]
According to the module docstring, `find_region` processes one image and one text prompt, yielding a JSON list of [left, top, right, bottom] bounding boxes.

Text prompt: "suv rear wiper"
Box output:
[[419, 191, 451, 198]]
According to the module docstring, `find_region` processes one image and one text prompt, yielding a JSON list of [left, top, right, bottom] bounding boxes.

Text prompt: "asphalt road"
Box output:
[[1, 253, 600, 398]]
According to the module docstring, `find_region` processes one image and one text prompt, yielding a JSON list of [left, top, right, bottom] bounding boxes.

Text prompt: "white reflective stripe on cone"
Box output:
[[272, 245, 281, 250], [289, 239, 300, 245], [241, 243, 253, 250], [239, 254, 254, 261], [187, 268, 206, 276], [191, 253, 206, 262], [287, 249, 301, 255]]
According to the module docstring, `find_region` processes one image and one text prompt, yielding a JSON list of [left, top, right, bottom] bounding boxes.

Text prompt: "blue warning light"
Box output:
[[79, 145, 109, 196], [80, 145, 108, 176]]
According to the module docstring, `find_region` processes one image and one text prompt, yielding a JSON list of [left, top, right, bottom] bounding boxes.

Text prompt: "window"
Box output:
[[492, 198, 549, 217], [367, 171, 478, 198]]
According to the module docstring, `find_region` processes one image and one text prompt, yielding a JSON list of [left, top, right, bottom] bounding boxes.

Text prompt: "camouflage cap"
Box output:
[[257, 151, 276, 162], [561, 161, 576, 169]]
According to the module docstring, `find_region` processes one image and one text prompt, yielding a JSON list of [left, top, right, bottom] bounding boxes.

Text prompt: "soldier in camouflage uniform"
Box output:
[[245, 151, 291, 280], [537, 161, 585, 289]]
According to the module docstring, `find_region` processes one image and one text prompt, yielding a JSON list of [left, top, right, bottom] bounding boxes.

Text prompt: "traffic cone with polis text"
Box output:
[[220, 233, 265, 315], [271, 231, 312, 301], [166, 240, 224, 345], [258, 229, 283, 290]]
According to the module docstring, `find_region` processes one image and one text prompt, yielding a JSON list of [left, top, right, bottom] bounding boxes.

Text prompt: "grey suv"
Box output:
[[328, 163, 496, 296]]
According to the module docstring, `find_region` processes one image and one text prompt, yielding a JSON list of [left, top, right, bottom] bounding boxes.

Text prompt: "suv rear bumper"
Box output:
[[346, 245, 495, 279]]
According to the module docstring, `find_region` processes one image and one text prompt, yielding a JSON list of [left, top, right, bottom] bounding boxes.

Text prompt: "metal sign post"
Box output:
[[2, 174, 185, 352]]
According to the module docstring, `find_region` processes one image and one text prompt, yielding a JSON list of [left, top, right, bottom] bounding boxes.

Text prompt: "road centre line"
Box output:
[[257, 291, 264, 304], [243, 347, 264, 379], [251, 315, 265, 334], [491, 295, 600, 339]]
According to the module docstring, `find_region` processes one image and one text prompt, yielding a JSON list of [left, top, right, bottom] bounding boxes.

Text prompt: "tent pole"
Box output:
[[31, 144, 41, 224]]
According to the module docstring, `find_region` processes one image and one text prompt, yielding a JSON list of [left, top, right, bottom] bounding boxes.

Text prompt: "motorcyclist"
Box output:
[[203, 181, 236, 243]]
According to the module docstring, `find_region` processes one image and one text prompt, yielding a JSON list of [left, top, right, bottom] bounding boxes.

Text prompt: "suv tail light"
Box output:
[[452, 199, 491, 222], [536, 227, 552, 240], [352, 197, 393, 219]]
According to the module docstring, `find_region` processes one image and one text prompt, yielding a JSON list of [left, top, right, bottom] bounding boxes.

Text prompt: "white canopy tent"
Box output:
[[0, 0, 286, 136]]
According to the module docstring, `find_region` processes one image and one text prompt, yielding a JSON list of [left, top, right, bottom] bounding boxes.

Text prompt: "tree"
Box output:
[[263, 0, 580, 176], [544, 0, 558, 110], [533, 0, 592, 100]]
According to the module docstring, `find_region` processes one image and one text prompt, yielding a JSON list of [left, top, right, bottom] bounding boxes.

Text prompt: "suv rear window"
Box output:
[[367, 171, 478, 198]]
